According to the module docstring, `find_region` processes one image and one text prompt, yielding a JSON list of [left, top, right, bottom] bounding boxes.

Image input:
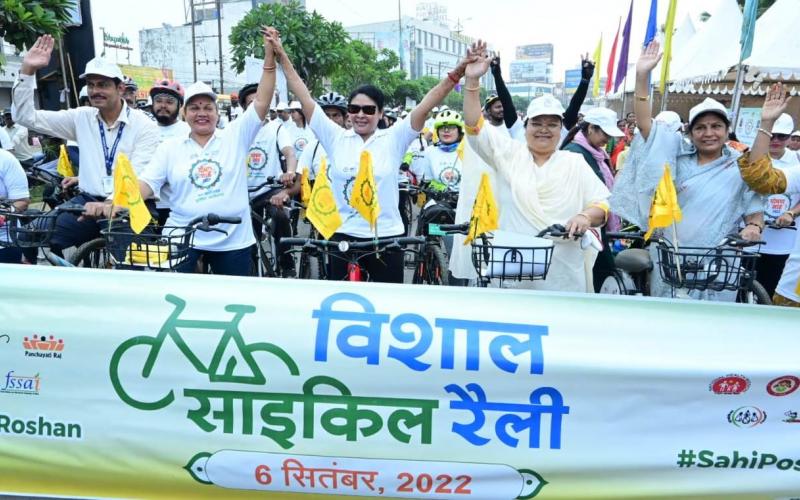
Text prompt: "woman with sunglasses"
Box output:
[[266, 28, 475, 282]]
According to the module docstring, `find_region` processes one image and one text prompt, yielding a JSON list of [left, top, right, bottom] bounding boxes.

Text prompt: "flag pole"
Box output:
[[671, 220, 682, 283], [729, 58, 747, 135]]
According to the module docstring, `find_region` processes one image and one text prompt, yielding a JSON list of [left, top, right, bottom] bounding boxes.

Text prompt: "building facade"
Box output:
[[510, 43, 554, 84]]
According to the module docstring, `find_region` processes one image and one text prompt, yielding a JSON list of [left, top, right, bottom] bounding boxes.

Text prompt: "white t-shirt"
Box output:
[[761, 150, 800, 255], [0, 150, 29, 244], [155, 120, 191, 210], [140, 105, 262, 252], [0, 127, 11, 150], [775, 167, 800, 302], [289, 123, 315, 160], [310, 105, 419, 238], [297, 139, 328, 180], [247, 120, 292, 199], [412, 145, 462, 191]]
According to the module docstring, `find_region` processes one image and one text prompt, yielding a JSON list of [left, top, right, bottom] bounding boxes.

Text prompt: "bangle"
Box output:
[[757, 128, 773, 138], [635, 94, 649, 101], [263, 64, 276, 71], [746, 222, 764, 232], [463, 84, 480, 92], [447, 71, 460, 84]]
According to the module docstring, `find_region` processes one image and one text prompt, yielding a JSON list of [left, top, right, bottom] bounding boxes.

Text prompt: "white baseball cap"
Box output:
[[275, 102, 288, 112], [183, 81, 217, 105], [688, 98, 729, 127], [524, 95, 565, 120], [288, 100, 302, 111], [654, 110, 682, 132], [772, 113, 794, 135], [791, 130, 800, 138], [79, 57, 124, 80], [583, 107, 624, 138]]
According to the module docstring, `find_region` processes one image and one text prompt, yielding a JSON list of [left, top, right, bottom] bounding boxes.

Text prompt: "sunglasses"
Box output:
[[773, 133, 790, 141], [347, 104, 378, 115]]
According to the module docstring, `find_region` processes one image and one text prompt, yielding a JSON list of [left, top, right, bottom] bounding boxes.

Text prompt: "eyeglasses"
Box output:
[[347, 104, 378, 115], [438, 125, 459, 132], [773, 133, 790, 141]]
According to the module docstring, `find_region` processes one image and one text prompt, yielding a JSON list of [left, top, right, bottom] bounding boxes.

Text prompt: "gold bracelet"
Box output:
[[757, 127, 773, 138], [634, 94, 649, 101], [263, 64, 276, 71], [463, 84, 481, 92]]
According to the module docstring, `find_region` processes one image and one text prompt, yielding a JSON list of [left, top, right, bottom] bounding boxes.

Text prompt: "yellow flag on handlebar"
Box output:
[[112, 153, 151, 234], [464, 172, 499, 245], [306, 158, 342, 240], [299, 168, 311, 206], [56, 145, 75, 178], [350, 150, 381, 232], [644, 163, 682, 240]]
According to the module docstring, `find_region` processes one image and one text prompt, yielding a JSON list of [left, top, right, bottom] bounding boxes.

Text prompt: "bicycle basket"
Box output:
[[656, 242, 759, 292], [1, 209, 59, 248], [471, 230, 554, 284], [101, 220, 195, 270]]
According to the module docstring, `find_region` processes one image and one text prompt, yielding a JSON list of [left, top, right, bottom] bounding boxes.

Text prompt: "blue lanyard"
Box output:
[[98, 116, 127, 176]]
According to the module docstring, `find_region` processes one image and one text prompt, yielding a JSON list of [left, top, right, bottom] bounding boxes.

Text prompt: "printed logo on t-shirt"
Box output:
[[189, 159, 224, 203], [295, 137, 308, 153], [247, 146, 269, 172], [438, 166, 461, 187], [764, 194, 791, 220]]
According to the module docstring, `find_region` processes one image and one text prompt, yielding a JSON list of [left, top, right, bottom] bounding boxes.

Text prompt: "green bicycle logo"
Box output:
[[109, 294, 298, 411]]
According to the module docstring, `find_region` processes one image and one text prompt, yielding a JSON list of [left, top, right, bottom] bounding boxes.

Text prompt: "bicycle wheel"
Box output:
[[737, 280, 772, 305], [415, 244, 448, 285], [298, 251, 322, 280], [70, 238, 113, 269]]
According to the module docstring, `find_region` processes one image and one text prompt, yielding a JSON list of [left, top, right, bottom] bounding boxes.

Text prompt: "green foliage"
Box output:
[[0, 0, 73, 68], [228, 1, 350, 94], [330, 40, 408, 105]]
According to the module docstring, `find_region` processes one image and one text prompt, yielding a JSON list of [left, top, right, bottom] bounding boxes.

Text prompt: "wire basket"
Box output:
[[656, 242, 759, 292], [0, 209, 59, 248], [471, 231, 554, 286], [100, 220, 196, 271]]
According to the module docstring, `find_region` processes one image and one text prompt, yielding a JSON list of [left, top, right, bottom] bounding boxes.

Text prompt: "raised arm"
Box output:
[[266, 29, 316, 124], [409, 48, 476, 131], [633, 41, 662, 141], [563, 55, 594, 130], [490, 56, 518, 129], [250, 28, 278, 121], [463, 41, 490, 129]]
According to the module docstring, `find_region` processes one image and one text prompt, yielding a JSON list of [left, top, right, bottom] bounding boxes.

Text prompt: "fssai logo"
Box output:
[[1, 371, 40, 395], [23, 335, 64, 359], [710, 374, 750, 395], [728, 407, 767, 428]]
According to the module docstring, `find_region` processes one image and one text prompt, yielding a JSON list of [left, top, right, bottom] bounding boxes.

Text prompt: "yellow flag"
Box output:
[[463, 173, 499, 245], [56, 144, 75, 177], [306, 158, 342, 240], [300, 167, 311, 206], [592, 35, 603, 98], [644, 163, 682, 240], [456, 139, 465, 162], [659, 0, 678, 95], [112, 153, 151, 234], [349, 150, 380, 231]]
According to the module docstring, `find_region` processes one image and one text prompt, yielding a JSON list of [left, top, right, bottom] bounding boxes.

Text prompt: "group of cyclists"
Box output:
[[1, 29, 799, 308]]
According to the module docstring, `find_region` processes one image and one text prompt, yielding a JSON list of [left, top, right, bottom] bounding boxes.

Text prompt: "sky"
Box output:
[[90, 0, 725, 82]]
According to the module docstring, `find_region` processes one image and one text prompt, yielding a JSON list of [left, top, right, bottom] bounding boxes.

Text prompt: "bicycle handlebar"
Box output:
[[606, 230, 647, 241], [438, 223, 470, 234], [537, 224, 572, 239], [720, 233, 765, 248], [281, 236, 425, 252]]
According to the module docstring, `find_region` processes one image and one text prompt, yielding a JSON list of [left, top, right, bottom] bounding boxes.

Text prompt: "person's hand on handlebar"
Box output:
[[81, 201, 116, 219], [270, 189, 291, 208], [565, 213, 590, 239], [61, 176, 78, 189], [775, 212, 795, 227], [739, 223, 763, 242], [279, 172, 296, 186]]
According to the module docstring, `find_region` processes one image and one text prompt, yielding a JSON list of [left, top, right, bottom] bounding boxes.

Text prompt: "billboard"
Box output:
[[515, 43, 553, 62], [564, 69, 582, 94], [510, 61, 550, 83], [118, 64, 174, 101]]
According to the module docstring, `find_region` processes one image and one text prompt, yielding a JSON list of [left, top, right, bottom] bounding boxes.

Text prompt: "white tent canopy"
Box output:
[[742, 0, 800, 80], [651, 13, 696, 85]]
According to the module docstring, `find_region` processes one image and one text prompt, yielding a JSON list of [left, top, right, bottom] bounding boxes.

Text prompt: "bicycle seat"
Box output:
[[614, 248, 653, 274]]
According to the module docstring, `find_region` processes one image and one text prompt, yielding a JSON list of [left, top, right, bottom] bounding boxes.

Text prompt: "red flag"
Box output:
[[605, 17, 621, 95]]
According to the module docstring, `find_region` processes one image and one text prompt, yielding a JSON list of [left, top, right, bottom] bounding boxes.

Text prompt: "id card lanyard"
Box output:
[[98, 108, 129, 194]]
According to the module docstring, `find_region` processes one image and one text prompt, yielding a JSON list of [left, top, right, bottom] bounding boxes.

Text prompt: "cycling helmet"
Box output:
[[122, 76, 138, 91], [238, 83, 258, 109], [433, 109, 464, 133], [149, 78, 185, 104], [317, 91, 348, 113], [484, 94, 500, 109]]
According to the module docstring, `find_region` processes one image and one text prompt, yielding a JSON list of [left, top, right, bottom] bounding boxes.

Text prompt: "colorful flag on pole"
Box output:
[[605, 18, 621, 95], [112, 153, 150, 234], [740, 0, 758, 60], [56, 145, 75, 178], [349, 150, 381, 232], [644, 0, 658, 47], [644, 164, 682, 241], [463, 173, 499, 246], [299, 168, 311, 206], [614, 0, 634, 93], [659, 0, 679, 94], [305, 158, 342, 240], [592, 35, 603, 98]]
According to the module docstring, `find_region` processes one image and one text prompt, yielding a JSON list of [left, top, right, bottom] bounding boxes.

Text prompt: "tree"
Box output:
[[229, 1, 350, 94], [331, 40, 407, 105], [0, 0, 73, 69]]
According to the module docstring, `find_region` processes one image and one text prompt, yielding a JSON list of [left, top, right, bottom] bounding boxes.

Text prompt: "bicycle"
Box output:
[[280, 235, 425, 282], [70, 213, 241, 272], [24, 165, 80, 210], [408, 183, 459, 285], [0, 201, 86, 266], [248, 177, 300, 277]]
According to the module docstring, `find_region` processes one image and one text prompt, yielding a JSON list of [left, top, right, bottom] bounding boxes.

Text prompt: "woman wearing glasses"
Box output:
[[461, 41, 611, 293], [266, 28, 474, 282]]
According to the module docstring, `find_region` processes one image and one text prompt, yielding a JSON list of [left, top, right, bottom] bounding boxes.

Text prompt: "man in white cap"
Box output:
[[275, 102, 290, 124], [287, 100, 314, 160], [789, 130, 800, 152], [2, 108, 37, 169], [12, 35, 159, 255]]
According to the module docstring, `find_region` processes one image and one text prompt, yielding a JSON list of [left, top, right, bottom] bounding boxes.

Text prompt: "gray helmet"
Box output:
[[317, 91, 348, 113]]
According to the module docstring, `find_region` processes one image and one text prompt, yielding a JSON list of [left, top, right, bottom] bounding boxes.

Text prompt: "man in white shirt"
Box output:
[[0, 123, 11, 151], [12, 35, 159, 254], [3, 109, 38, 168], [0, 149, 30, 264]]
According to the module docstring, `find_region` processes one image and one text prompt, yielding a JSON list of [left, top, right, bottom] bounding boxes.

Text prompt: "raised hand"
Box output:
[[22, 35, 55, 74], [261, 27, 284, 60], [761, 83, 791, 123], [581, 53, 595, 80], [636, 40, 662, 76], [464, 40, 490, 80]]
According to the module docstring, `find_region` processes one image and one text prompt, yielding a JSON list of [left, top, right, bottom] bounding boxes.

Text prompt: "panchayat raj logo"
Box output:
[[728, 407, 767, 428], [1, 370, 40, 395], [189, 159, 222, 189], [709, 374, 750, 395], [767, 376, 800, 397], [23, 335, 64, 359]]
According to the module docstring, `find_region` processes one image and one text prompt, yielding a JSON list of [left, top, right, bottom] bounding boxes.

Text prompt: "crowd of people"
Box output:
[[1, 30, 799, 308]]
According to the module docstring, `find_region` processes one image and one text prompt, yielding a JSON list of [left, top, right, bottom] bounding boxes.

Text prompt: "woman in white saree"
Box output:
[[610, 41, 765, 300]]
